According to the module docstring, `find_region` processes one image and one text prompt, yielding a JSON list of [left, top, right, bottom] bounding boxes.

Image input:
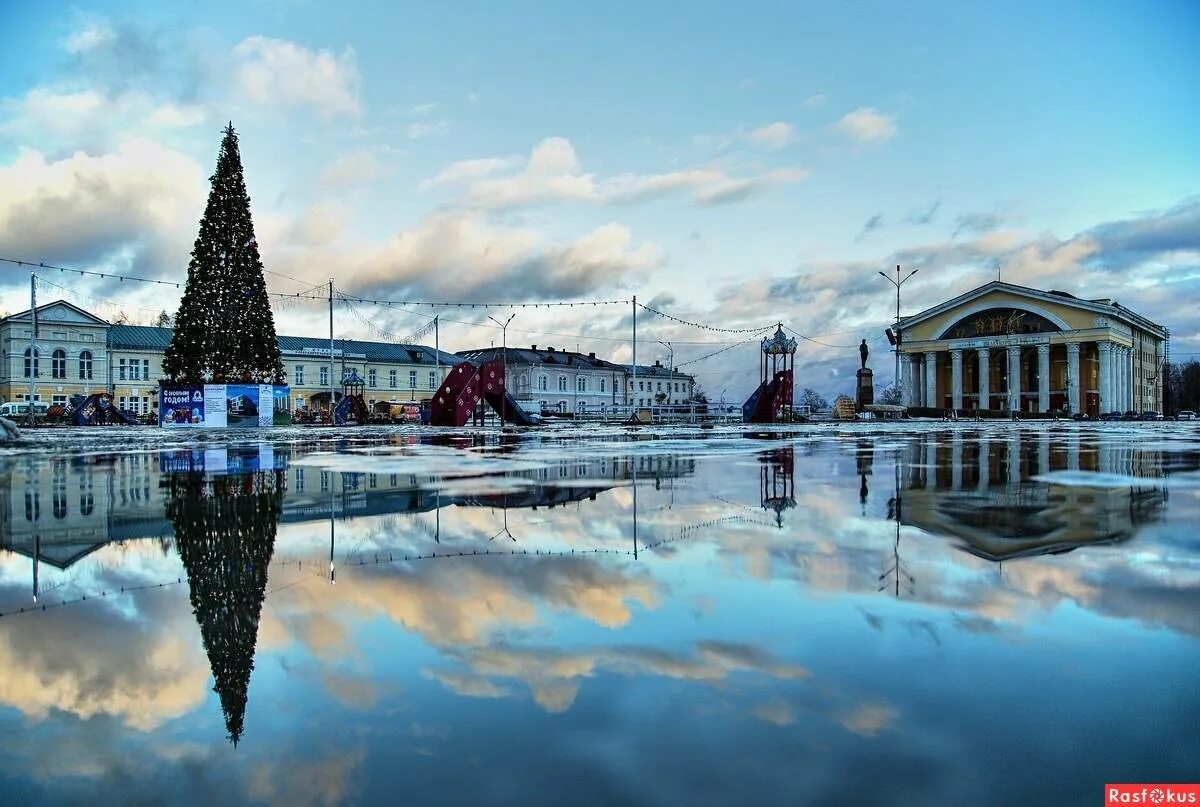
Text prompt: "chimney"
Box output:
[[655, 360, 662, 367], [531, 345, 537, 351], [588, 352, 595, 360], [547, 346, 555, 352]]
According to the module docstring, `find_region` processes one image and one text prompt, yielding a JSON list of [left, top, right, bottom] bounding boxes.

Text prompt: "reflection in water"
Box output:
[[898, 431, 1175, 561], [1, 427, 1198, 804], [166, 469, 285, 746]]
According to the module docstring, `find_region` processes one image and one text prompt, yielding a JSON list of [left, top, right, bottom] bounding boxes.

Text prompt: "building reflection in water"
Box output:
[[897, 430, 1174, 562]]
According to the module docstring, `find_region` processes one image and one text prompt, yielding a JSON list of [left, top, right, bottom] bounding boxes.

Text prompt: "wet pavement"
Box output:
[[1, 423, 1198, 806]]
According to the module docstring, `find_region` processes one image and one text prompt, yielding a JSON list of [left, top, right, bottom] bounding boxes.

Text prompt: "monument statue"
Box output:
[[856, 339, 874, 409], [859, 339, 869, 370]]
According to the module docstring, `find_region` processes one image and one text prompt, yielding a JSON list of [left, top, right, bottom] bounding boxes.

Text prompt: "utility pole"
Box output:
[[879, 265, 919, 401], [328, 279, 335, 422], [488, 313, 515, 424], [631, 295, 637, 410], [27, 273, 36, 426]]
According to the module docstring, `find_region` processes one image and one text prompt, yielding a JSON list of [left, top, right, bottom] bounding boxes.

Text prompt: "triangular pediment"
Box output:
[[2, 299, 110, 327]]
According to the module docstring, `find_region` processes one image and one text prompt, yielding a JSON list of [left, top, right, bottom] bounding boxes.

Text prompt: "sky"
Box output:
[[1, 0, 1198, 400]]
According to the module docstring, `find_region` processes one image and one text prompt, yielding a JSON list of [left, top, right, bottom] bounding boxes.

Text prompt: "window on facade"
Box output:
[[143, 359, 150, 380], [24, 348, 39, 378], [409, 370, 417, 389], [320, 367, 329, 386], [295, 365, 305, 385], [368, 369, 377, 387], [51, 349, 67, 379], [577, 376, 587, 392], [389, 370, 397, 388], [119, 396, 127, 410], [657, 382, 662, 391], [52, 394, 68, 408], [429, 370, 437, 389], [558, 376, 567, 392], [600, 378, 606, 393], [118, 358, 127, 381], [638, 381, 644, 391], [539, 375, 548, 391], [79, 351, 93, 380]]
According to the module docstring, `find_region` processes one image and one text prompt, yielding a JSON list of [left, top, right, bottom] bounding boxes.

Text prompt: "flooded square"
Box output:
[[1, 423, 1197, 805]]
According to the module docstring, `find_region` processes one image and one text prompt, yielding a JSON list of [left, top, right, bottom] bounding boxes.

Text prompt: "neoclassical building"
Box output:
[[896, 281, 1167, 416]]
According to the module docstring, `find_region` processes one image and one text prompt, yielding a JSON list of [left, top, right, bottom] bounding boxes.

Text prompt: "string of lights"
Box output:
[[637, 301, 776, 334], [783, 323, 887, 350], [33, 275, 166, 319], [334, 289, 629, 310], [675, 328, 774, 368], [337, 292, 437, 345]]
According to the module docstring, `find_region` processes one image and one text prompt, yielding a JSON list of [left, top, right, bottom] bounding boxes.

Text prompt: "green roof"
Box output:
[[107, 325, 459, 366]]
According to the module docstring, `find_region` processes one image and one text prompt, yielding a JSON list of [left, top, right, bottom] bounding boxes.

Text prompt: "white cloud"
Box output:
[[746, 122, 795, 149], [834, 107, 897, 142], [406, 120, 449, 139], [407, 102, 438, 116], [233, 36, 361, 117], [804, 93, 827, 107], [145, 102, 206, 128], [421, 157, 514, 190], [0, 138, 205, 269], [441, 137, 807, 209], [319, 148, 391, 190], [64, 20, 115, 54]]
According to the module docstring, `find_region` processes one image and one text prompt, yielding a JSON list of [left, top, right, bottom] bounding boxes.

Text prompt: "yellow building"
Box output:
[[0, 301, 109, 409], [896, 281, 1167, 416]]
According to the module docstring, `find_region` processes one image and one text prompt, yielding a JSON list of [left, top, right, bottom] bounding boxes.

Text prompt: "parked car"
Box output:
[[1120, 410, 1139, 421], [1071, 412, 1091, 421], [1140, 411, 1164, 421], [1099, 411, 1123, 421], [1178, 410, 1197, 421]]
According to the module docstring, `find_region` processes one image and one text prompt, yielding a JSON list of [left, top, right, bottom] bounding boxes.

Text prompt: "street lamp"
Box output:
[[878, 265, 919, 401], [488, 312, 516, 424], [657, 340, 673, 405]]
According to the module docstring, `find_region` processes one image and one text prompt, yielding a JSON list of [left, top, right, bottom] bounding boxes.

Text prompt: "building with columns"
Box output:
[[895, 281, 1166, 416]]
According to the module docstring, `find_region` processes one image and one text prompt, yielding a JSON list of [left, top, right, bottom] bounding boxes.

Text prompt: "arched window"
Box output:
[[79, 350, 94, 380], [600, 377, 606, 393], [577, 376, 587, 393], [539, 375, 548, 391], [52, 349, 67, 379], [558, 375, 567, 392], [23, 348, 38, 378]]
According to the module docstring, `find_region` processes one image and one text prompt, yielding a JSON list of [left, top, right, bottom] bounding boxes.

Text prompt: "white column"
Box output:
[[924, 352, 937, 409], [1037, 344, 1050, 413], [950, 349, 963, 411], [1007, 345, 1021, 412], [1122, 347, 1132, 411], [905, 354, 918, 407], [1098, 341, 1112, 413], [1067, 342, 1081, 416], [977, 348, 990, 411]]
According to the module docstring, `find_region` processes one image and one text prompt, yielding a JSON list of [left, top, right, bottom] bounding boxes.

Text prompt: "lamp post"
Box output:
[[488, 313, 516, 424], [657, 340, 673, 405], [878, 264, 919, 401]]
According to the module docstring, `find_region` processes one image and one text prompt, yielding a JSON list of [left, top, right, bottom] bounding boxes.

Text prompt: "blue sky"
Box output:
[[1, 1, 1198, 396]]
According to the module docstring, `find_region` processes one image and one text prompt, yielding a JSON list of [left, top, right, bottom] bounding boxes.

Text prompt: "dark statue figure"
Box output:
[[859, 339, 869, 370]]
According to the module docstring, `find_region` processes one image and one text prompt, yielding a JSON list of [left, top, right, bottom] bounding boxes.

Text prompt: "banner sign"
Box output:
[[160, 385, 205, 427], [203, 385, 228, 427], [159, 383, 289, 428]]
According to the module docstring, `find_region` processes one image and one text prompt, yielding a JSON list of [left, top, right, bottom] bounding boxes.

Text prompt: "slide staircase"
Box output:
[[742, 370, 793, 424], [430, 361, 538, 426]]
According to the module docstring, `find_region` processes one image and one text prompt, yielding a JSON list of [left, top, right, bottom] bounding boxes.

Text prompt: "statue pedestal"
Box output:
[[856, 369, 874, 409]]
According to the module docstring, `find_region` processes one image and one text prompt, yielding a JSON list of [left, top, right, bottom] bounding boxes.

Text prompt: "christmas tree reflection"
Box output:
[[166, 469, 285, 746]]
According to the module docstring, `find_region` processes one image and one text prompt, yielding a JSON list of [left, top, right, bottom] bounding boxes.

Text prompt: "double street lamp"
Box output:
[[878, 265, 919, 401], [488, 312, 516, 424]]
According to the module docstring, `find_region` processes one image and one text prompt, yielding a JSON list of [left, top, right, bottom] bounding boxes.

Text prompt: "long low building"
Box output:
[[2, 301, 697, 416], [0, 300, 458, 413], [896, 281, 1167, 416], [455, 345, 696, 414]]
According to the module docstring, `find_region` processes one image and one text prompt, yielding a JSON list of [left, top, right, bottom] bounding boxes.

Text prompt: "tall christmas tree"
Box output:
[[164, 123, 284, 383], [168, 469, 285, 745]]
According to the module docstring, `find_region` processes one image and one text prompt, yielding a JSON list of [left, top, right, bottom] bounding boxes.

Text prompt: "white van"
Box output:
[[0, 401, 50, 418]]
